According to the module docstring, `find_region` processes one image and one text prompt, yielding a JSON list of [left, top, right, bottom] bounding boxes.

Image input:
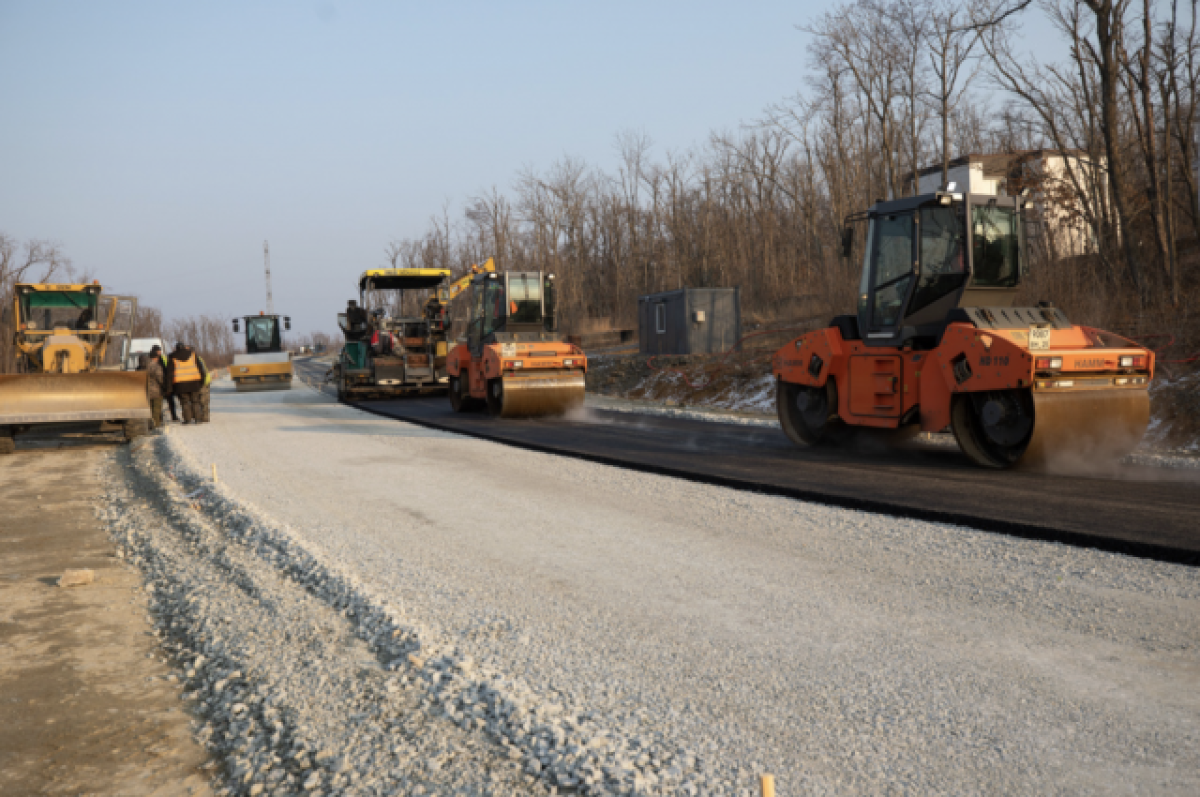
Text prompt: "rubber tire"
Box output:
[[123, 419, 151, 442], [949, 392, 1029, 469], [485, 378, 504, 417], [777, 378, 845, 446], [449, 375, 468, 412]]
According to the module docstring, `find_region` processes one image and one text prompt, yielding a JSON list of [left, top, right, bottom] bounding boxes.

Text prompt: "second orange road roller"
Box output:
[[447, 267, 587, 418], [773, 188, 1154, 469]]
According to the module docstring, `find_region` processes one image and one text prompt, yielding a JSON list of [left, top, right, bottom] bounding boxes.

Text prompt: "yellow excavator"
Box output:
[[1, 281, 151, 454]]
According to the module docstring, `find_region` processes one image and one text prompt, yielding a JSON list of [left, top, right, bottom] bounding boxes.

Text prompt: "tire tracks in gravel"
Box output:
[[100, 433, 695, 797]]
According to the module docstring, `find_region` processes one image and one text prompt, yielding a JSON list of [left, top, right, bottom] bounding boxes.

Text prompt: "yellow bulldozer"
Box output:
[[1, 281, 151, 454]]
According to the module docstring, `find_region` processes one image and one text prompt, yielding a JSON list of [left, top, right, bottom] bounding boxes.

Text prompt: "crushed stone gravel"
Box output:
[[99, 379, 1200, 795]]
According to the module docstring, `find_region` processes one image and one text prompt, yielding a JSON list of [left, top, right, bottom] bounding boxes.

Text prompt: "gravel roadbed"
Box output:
[[101, 380, 1200, 795]]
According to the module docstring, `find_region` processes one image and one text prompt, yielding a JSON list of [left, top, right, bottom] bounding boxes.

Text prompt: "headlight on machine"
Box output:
[[1035, 357, 1063, 370], [563, 358, 575, 366], [1118, 355, 1146, 368], [511, 361, 523, 369]]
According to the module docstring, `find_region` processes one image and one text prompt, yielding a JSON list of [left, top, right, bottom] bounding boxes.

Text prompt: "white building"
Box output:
[[906, 150, 1105, 258]]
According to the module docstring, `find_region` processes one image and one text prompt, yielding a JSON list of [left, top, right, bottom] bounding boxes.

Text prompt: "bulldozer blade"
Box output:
[[0, 372, 152, 425], [1023, 389, 1149, 469], [497, 373, 585, 418]]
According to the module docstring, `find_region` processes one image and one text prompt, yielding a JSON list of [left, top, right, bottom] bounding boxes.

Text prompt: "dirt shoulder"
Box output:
[[0, 443, 213, 796]]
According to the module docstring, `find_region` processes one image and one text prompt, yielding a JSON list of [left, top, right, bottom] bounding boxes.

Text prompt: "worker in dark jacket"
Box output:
[[166, 343, 208, 424], [158, 346, 180, 423], [145, 347, 167, 429], [196, 353, 212, 423]]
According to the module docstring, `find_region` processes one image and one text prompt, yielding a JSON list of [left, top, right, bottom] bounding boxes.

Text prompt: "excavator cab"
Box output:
[[846, 190, 1026, 347]]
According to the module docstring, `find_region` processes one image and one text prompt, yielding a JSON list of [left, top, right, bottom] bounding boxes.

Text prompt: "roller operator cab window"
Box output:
[[910, 206, 967, 315], [245, 317, 281, 353], [482, 279, 505, 336], [971, 205, 1021, 288], [870, 214, 915, 330], [21, 291, 98, 331], [507, 273, 543, 324]]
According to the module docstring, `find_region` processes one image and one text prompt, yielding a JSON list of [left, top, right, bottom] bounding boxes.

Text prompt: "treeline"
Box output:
[[0, 233, 242, 373], [383, 0, 1199, 344]]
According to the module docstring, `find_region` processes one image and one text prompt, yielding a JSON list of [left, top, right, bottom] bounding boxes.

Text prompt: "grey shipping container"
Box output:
[[637, 287, 741, 355]]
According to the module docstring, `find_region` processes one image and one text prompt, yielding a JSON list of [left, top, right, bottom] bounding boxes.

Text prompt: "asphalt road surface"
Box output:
[[297, 359, 1200, 565]]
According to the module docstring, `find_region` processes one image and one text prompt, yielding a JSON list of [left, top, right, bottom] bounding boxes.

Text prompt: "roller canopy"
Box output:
[[359, 268, 451, 292]]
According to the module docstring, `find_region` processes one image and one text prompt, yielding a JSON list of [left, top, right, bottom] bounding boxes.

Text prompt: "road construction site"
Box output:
[[61, 372, 1200, 795]]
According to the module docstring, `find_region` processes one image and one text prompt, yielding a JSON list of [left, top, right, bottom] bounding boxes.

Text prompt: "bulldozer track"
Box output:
[[294, 360, 1200, 567]]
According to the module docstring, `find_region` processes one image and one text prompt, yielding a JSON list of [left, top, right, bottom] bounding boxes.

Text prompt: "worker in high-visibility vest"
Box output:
[[196, 353, 212, 423], [165, 343, 208, 424]]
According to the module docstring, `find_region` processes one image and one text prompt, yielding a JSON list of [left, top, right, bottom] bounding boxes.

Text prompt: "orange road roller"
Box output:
[[773, 189, 1154, 469], [447, 269, 587, 418]]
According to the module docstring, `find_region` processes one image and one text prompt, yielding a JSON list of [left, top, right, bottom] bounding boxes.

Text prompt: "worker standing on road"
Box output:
[[166, 342, 207, 425], [196, 353, 212, 423], [145, 346, 166, 429], [159, 347, 180, 424]]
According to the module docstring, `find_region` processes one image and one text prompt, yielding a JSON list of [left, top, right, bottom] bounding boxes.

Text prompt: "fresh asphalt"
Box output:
[[295, 359, 1200, 565]]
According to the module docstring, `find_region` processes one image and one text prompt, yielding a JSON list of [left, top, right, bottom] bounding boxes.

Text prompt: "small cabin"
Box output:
[[637, 287, 741, 355]]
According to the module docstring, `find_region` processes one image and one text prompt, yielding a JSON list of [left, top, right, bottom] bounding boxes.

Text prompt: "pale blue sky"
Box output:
[[2, 1, 1052, 337]]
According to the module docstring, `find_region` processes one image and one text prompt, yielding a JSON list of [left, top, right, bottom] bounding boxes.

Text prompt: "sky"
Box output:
[[1, 1, 1057, 338]]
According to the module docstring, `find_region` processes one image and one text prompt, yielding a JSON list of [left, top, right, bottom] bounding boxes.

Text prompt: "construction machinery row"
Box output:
[[332, 259, 586, 417], [329, 192, 1153, 471], [10, 187, 1144, 469]]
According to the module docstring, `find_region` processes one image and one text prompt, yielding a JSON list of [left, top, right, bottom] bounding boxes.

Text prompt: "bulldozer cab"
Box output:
[[466, 271, 558, 357], [16, 284, 102, 334], [848, 191, 1026, 345], [233, 314, 289, 354], [13, 283, 137, 371]]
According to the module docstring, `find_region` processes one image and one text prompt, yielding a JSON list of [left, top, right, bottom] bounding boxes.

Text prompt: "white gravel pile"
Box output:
[[101, 433, 697, 796], [100, 380, 1200, 795]]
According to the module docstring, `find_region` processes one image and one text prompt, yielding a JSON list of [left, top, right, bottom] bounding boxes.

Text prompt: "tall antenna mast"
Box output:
[[263, 240, 275, 315]]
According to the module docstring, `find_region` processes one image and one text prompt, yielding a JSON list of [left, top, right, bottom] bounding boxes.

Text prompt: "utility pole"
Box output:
[[263, 240, 275, 315]]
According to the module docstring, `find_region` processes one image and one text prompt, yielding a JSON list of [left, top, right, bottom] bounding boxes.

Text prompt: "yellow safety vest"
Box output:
[[198, 355, 212, 386], [172, 353, 201, 384]]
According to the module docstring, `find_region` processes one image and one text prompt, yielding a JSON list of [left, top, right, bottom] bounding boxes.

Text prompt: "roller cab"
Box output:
[[231, 313, 293, 391], [447, 269, 586, 418], [772, 190, 1154, 469]]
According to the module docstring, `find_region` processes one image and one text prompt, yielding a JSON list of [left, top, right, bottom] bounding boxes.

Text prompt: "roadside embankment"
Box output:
[[0, 443, 212, 796]]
